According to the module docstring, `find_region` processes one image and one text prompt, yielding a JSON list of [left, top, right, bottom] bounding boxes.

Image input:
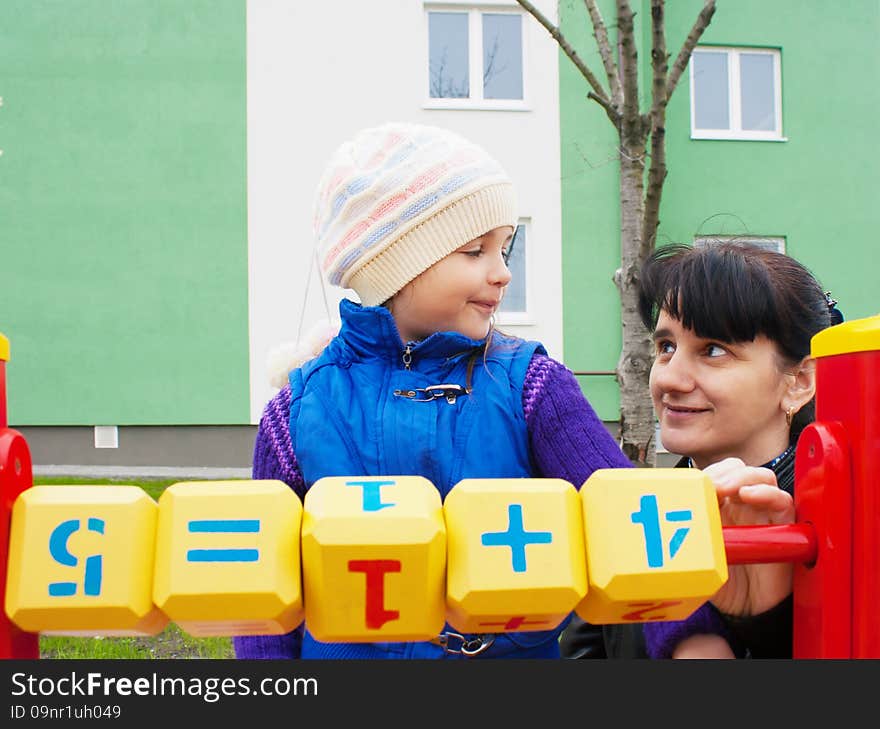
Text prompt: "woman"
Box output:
[[561, 241, 841, 658]]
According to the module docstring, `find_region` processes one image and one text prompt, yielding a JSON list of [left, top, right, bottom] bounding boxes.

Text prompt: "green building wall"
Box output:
[[0, 0, 249, 426], [3, 1, 876, 430], [560, 0, 879, 420]]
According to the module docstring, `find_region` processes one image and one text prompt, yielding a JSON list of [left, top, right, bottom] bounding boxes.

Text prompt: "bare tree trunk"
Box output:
[[615, 150, 656, 466], [613, 0, 655, 466], [517, 0, 716, 466]]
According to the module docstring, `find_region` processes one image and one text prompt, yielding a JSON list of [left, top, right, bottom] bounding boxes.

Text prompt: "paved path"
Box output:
[[33, 465, 251, 479]]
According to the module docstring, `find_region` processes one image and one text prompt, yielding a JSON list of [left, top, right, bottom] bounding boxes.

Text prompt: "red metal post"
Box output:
[[791, 314, 880, 658], [0, 357, 6, 430], [0, 337, 40, 658], [812, 334, 880, 657], [792, 421, 853, 658], [722, 524, 817, 566]]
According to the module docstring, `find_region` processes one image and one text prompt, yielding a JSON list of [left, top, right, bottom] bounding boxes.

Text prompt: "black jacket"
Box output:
[[560, 618, 647, 659]]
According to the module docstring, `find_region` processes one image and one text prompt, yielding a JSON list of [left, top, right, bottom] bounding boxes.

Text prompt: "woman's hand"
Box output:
[[672, 633, 736, 659], [703, 457, 796, 617]]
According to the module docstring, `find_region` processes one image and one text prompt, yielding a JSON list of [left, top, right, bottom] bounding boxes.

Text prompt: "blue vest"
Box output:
[[289, 299, 565, 658]]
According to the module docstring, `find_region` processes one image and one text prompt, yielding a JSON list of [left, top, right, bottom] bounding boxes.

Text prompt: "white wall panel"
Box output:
[[247, 0, 561, 422]]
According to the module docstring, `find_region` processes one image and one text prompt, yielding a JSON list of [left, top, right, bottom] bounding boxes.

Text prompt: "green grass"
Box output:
[[33, 476, 182, 501], [40, 624, 234, 659], [31, 476, 237, 659]]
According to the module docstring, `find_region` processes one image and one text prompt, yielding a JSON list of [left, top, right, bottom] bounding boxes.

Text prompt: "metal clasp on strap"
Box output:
[[394, 347, 482, 405], [430, 631, 495, 656], [393, 384, 470, 405]]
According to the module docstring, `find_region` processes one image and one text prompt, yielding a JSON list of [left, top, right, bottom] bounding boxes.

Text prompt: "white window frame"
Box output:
[[694, 235, 786, 253], [424, 3, 529, 111], [690, 46, 785, 141], [496, 218, 533, 326], [655, 422, 669, 454]]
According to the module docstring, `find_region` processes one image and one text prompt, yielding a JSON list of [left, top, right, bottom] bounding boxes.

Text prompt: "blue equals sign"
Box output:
[[186, 520, 260, 562]]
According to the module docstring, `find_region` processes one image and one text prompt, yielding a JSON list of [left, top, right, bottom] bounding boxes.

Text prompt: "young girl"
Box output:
[[638, 242, 841, 658], [234, 122, 633, 660]]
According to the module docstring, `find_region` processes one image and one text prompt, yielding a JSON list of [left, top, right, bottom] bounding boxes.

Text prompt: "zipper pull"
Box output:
[[402, 343, 413, 370]]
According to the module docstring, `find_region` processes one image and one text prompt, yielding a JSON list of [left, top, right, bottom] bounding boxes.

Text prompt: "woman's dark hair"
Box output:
[[637, 242, 838, 442]]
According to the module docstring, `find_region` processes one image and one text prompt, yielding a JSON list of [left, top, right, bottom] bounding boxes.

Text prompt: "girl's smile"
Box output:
[[469, 299, 501, 314]]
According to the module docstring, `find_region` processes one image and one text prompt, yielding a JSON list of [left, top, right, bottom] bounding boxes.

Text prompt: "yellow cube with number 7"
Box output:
[[575, 468, 727, 624]]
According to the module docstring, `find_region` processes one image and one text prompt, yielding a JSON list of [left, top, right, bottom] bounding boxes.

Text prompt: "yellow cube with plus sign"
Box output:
[[4, 485, 168, 636], [152, 480, 303, 637], [575, 468, 727, 624], [301, 476, 446, 642], [444, 478, 587, 634]]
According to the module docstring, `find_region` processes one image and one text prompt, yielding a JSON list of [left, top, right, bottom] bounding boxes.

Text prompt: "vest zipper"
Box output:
[[402, 343, 413, 370]]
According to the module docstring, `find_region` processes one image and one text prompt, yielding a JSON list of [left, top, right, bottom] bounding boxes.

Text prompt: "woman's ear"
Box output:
[[783, 356, 817, 415]]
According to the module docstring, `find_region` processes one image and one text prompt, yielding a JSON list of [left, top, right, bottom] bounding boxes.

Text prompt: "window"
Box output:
[[426, 6, 525, 109], [690, 47, 784, 140], [694, 235, 786, 253], [498, 222, 528, 321]]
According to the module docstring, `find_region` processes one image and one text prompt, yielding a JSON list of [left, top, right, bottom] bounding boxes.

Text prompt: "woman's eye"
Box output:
[[706, 344, 726, 357], [463, 249, 483, 258], [655, 340, 674, 355]]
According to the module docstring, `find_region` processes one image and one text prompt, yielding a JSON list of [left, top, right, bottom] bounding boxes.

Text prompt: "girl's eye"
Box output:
[[463, 249, 483, 258], [706, 344, 726, 357]]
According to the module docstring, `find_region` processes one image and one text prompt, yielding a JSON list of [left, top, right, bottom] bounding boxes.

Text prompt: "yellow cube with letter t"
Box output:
[[5, 485, 168, 635], [301, 475, 446, 642], [575, 468, 727, 624]]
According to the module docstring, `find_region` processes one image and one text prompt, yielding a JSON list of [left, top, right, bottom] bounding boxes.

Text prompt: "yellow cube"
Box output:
[[5, 485, 168, 636], [444, 478, 587, 634], [575, 468, 727, 623], [153, 480, 303, 637], [301, 476, 446, 642]]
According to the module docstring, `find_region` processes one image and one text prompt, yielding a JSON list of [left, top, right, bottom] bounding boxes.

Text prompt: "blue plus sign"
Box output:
[[481, 504, 552, 573]]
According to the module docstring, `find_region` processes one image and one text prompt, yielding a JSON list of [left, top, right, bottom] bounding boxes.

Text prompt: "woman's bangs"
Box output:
[[657, 254, 778, 345]]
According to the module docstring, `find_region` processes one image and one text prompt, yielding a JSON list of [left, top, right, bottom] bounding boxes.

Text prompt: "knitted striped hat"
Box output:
[[314, 122, 517, 306]]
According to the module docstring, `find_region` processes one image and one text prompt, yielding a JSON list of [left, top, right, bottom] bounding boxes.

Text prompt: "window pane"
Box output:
[[428, 12, 469, 98], [693, 52, 729, 129], [500, 225, 526, 312], [482, 14, 523, 100], [740, 53, 776, 131], [694, 235, 785, 253]]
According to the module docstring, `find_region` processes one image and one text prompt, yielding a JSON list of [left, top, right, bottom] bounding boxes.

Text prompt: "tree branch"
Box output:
[[516, 0, 618, 123], [583, 0, 622, 109], [643, 0, 669, 256], [649, 0, 669, 121], [666, 0, 716, 101], [616, 0, 640, 138]]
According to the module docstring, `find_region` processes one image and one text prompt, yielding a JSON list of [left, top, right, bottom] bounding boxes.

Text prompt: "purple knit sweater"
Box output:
[[234, 353, 721, 659]]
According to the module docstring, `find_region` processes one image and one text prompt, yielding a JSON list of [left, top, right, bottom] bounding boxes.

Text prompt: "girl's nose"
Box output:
[[490, 253, 513, 286]]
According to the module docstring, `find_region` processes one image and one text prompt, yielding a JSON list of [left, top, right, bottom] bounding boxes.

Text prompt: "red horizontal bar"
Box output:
[[723, 523, 818, 565]]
